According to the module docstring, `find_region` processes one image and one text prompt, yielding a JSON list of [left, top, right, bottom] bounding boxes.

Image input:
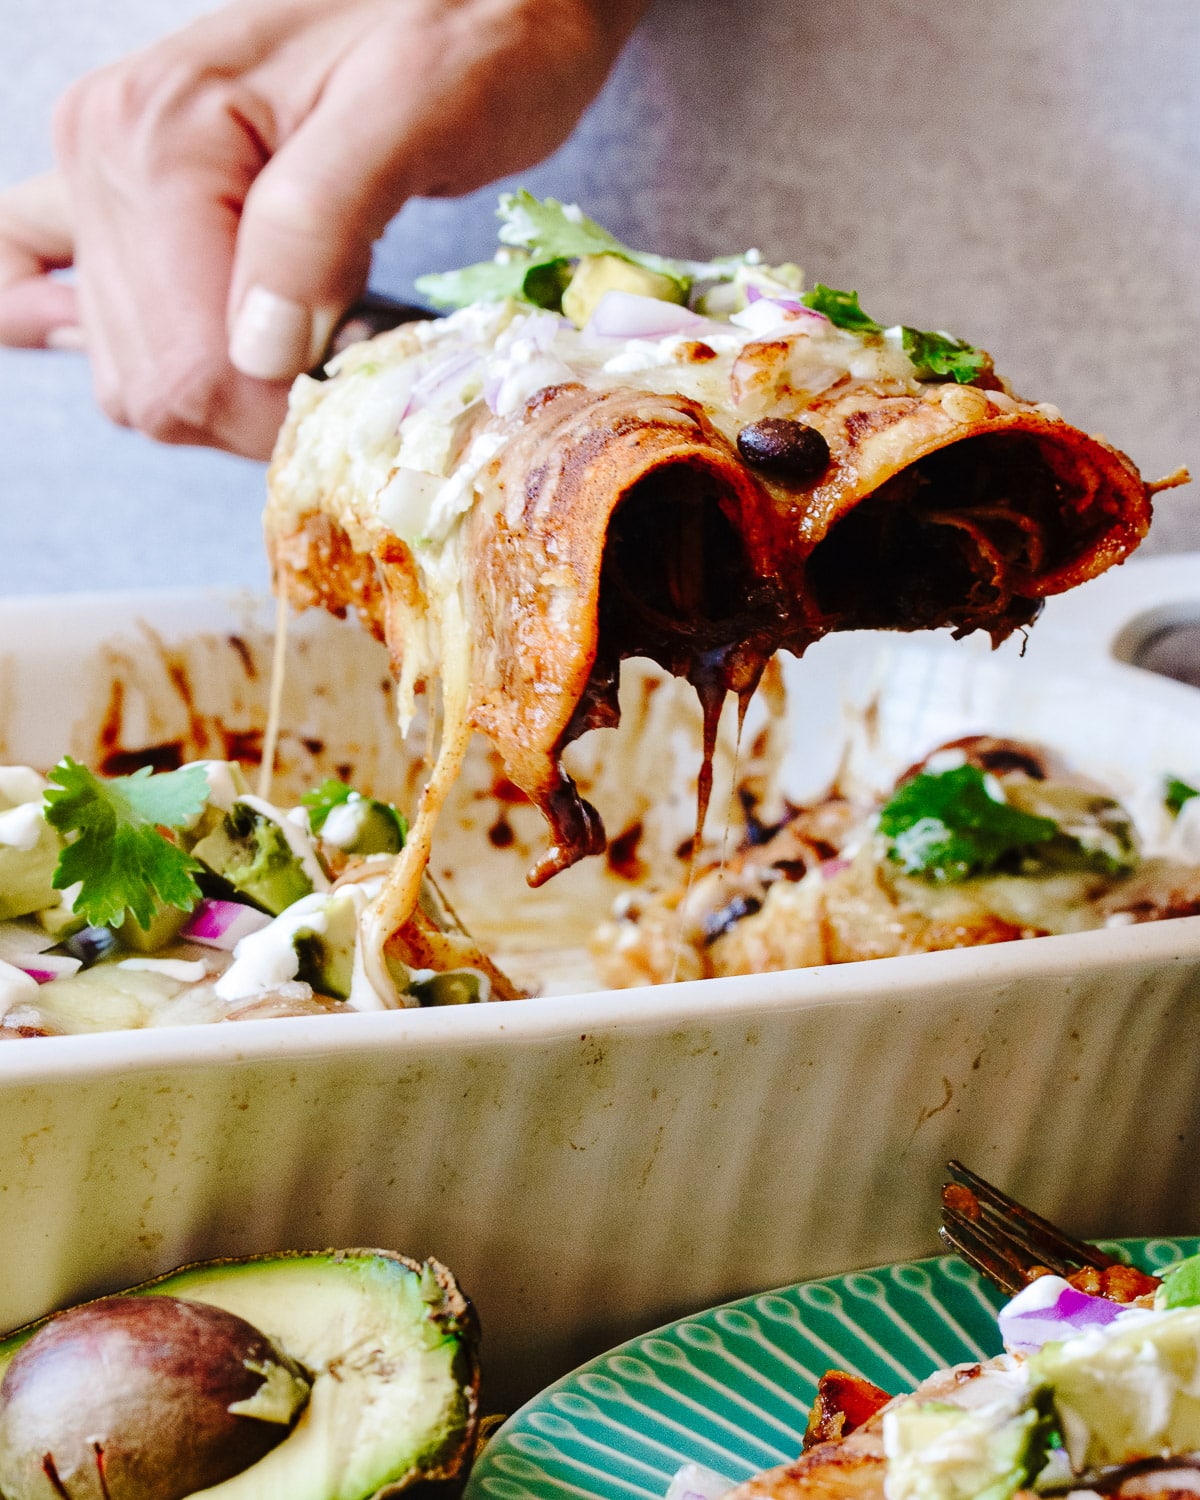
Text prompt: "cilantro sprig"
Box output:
[[878, 765, 1058, 883], [416, 191, 695, 311], [801, 283, 989, 384], [415, 192, 990, 383], [43, 758, 210, 930], [1165, 776, 1200, 817]]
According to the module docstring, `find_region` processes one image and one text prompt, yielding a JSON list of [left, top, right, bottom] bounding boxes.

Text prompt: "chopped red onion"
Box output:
[[399, 348, 482, 422], [584, 290, 710, 341], [18, 953, 82, 984], [998, 1275, 1125, 1353], [819, 857, 851, 881], [746, 284, 808, 315], [181, 899, 272, 951]]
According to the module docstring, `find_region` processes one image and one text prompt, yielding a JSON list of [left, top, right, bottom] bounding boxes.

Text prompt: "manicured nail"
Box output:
[[229, 286, 312, 380], [46, 324, 86, 351]]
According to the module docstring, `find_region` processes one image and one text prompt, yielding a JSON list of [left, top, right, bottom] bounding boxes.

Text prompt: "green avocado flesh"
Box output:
[[192, 806, 314, 916], [1031, 1306, 1200, 1469], [0, 1251, 480, 1500]]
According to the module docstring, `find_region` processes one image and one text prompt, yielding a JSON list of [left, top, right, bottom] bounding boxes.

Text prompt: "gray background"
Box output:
[[2, 0, 1198, 597]]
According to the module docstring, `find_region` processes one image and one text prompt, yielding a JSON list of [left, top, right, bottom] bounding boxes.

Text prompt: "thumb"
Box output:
[[226, 91, 417, 382]]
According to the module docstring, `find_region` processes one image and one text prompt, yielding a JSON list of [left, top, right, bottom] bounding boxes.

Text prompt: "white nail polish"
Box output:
[[46, 324, 86, 351], [229, 286, 312, 380]]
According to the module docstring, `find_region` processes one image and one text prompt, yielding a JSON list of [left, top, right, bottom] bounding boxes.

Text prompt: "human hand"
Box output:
[[0, 0, 648, 459]]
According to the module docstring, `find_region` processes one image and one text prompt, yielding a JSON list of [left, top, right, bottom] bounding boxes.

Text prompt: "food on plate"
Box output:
[[671, 1246, 1200, 1500], [265, 192, 1178, 997], [592, 735, 1200, 985], [0, 757, 518, 1037], [0, 1248, 480, 1500]]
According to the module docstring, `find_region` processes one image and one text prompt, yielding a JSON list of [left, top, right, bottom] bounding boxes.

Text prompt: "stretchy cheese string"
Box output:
[[360, 587, 472, 1004], [257, 592, 291, 802]]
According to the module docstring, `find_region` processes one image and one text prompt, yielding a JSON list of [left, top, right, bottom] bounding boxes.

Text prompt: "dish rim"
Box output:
[[0, 910, 1197, 1082]]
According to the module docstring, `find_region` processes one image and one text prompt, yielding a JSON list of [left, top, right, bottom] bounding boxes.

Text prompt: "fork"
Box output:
[[938, 1159, 1126, 1296]]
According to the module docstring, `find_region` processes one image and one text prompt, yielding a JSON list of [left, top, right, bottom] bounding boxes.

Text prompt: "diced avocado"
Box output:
[[185, 761, 253, 843], [33, 897, 87, 941], [0, 1249, 480, 1500], [304, 781, 407, 857], [0, 779, 62, 922], [562, 253, 685, 328], [294, 890, 361, 1001], [11, 963, 191, 1034], [883, 1391, 1052, 1500], [1031, 1306, 1200, 1470], [215, 889, 367, 1003], [1004, 780, 1138, 876], [409, 970, 485, 1007], [115, 903, 189, 953], [1157, 1252, 1200, 1309], [193, 802, 315, 916]]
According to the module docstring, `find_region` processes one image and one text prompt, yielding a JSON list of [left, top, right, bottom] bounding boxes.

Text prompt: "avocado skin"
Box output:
[[0, 1251, 481, 1500]]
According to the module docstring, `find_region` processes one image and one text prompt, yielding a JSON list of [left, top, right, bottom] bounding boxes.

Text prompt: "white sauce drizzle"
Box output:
[[118, 957, 207, 982], [0, 802, 45, 851], [0, 767, 46, 806], [0, 959, 39, 1013]]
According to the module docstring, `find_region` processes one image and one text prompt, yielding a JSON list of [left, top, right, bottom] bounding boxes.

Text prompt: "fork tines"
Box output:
[[939, 1159, 1120, 1296]]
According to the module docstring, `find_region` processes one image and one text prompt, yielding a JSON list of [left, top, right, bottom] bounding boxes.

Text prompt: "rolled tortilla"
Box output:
[[265, 299, 1163, 927]]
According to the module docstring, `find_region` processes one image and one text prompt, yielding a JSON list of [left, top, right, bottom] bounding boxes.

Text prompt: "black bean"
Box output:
[[737, 418, 830, 480]]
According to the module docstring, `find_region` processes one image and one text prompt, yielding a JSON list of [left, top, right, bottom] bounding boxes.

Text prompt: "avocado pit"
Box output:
[[0, 1295, 310, 1500]]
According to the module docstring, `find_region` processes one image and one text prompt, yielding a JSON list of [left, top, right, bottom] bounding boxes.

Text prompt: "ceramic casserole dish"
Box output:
[[1, 557, 1199, 1410]]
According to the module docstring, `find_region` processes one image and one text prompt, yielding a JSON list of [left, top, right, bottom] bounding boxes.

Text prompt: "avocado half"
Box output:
[[0, 1249, 481, 1500]]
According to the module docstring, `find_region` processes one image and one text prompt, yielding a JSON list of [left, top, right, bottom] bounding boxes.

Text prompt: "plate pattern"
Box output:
[[469, 1238, 1198, 1500]]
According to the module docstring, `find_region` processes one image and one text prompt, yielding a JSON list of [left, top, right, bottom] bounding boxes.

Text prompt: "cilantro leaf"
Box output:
[[302, 778, 355, 834], [498, 190, 689, 283], [800, 284, 987, 384], [43, 758, 209, 930], [415, 192, 689, 311], [901, 326, 990, 384], [414, 254, 568, 311], [1166, 776, 1200, 817], [801, 284, 884, 334], [878, 765, 1058, 883], [497, 190, 624, 260]]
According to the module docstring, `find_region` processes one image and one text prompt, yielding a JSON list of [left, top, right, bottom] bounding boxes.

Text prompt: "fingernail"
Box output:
[[46, 323, 86, 351], [229, 286, 312, 380]]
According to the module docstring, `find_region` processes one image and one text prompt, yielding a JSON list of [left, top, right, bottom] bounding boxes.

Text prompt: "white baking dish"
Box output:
[[2, 559, 1200, 1411]]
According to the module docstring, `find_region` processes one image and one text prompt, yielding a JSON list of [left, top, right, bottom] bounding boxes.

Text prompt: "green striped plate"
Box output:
[[468, 1238, 1197, 1500]]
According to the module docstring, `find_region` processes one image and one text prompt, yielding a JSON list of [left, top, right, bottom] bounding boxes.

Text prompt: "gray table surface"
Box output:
[[2, 0, 1198, 598]]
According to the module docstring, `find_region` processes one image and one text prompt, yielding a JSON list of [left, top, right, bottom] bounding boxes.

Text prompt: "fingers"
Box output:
[[224, 1, 590, 379], [54, 57, 291, 457], [226, 75, 409, 381], [0, 173, 80, 347]]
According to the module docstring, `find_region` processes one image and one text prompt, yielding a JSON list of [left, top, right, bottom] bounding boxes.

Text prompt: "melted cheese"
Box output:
[[258, 591, 291, 802], [360, 583, 472, 1005], [265, 297, 999, 1002], [268, 299, 924, 551]]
